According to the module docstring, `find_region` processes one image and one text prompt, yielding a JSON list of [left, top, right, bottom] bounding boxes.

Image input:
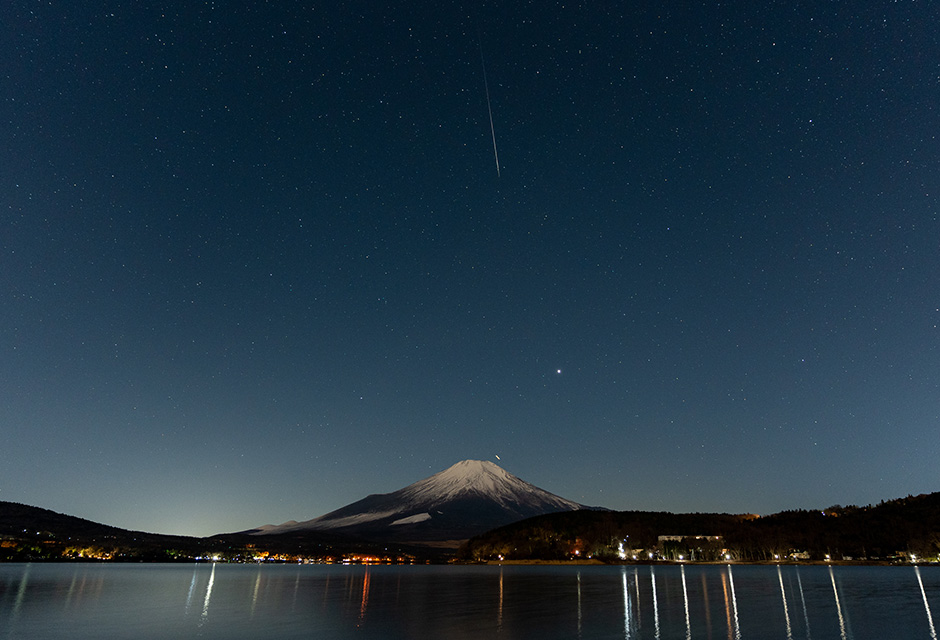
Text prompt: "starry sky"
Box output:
[[2, 1, 939, 537]]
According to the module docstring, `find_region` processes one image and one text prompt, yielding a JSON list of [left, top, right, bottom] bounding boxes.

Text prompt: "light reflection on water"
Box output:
[[829, 564, 851, 640], [499, 566, 505, 633], [916, 566, 938, 640], [199, 561, 215, 626], [650, 565, 661, 640], [732, 564, 743, 639], [184, 565, 197, 614], [576, 570, 581, 638], [778, 565, 792, 640], [0, 563, 937, 639], [797, 567, 812, 639], [358, 567, 370, 625], [621, 567, 632, 639], [680, 565, 691, 640]]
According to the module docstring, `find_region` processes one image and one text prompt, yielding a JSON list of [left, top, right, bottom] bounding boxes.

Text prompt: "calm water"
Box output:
[[1, 563, 937, 639]]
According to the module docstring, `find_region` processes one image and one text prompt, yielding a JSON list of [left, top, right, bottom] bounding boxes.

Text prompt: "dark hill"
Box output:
[[459, 493, 940, 562], [0, 501, 143, 539], [0, 501, 437, 562], [0, 501, 205, 561]]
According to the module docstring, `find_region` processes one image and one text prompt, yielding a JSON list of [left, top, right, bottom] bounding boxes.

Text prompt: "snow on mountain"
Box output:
[[397, 459, 583, 510], [247, 520, 299, 534], [249, 460, 592, 543], [390, 513, 431, 526]]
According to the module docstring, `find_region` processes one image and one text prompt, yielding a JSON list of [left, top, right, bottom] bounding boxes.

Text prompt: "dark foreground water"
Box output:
[[1, 563, 937, 639]]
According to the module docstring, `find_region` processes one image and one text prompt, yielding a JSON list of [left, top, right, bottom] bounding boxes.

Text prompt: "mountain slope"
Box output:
[[248, 460, 592, 543], [0, 501, 435, 562], [0, 501, 139, 539]]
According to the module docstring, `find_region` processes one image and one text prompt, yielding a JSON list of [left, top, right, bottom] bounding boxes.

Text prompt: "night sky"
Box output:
[[3, 1, 938, 537]]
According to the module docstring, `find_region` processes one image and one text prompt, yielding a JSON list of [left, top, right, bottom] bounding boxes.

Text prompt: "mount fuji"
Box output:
[[246, 460, 594, 545]]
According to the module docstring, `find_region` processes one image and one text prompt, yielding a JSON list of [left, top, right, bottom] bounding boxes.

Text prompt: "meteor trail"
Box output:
[[479, 40, 501, 178]]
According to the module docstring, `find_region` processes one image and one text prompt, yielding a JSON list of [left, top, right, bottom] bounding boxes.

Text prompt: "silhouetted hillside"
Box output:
[[0, 502, 139, 539], [0, 501, 440, 562], [459, 493, 940, 562], [5, 492, 938, 564]]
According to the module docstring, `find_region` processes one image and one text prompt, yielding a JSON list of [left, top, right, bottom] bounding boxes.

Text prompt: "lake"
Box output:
[[1, 562, 937, 639]]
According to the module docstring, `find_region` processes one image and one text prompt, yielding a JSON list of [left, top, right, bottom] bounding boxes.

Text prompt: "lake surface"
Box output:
[[1, 562, 937, 639]]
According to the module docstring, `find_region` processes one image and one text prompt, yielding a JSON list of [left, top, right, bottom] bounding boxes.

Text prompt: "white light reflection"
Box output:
[[651, 566, 661, 640], [185, 565, 198, 614], [728, 565, 741, 640], [915, 566, 937, 640], [721, 571, 732, 640], [635, 568, 642, 628], [828, 565, 848, 640], [622, 568, 629, 638], [64, 568, 82, 610], [778, 565, 793, 640], [622, 567, 634, 639], [250, 567, 262, 617], [10, 563, 30, 622], [200, 562, 216, 626], [576, 571, 582, 639], [796, 567, 811, 640], [498, 567, 504, 632], [681, 565, 691, 640], [292, 571, 300, 611]]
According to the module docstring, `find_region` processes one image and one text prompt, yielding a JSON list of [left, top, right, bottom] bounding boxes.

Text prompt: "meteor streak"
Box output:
[[479, 40, 501, 177]]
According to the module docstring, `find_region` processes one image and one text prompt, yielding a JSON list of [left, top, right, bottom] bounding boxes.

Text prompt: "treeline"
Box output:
[[459, 492, 940, 563]]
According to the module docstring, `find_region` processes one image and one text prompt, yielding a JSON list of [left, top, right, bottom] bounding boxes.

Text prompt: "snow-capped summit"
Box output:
[[398, 459, 583, 511], [246, 460, 592, 544]]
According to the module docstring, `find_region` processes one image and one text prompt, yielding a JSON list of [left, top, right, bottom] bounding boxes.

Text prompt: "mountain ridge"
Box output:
[[2, 487, 938, 563], [246, 459, 593, 544]]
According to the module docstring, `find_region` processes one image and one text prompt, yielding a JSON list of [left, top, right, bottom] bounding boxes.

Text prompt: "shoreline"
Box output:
[[481, 559, 935, 567]]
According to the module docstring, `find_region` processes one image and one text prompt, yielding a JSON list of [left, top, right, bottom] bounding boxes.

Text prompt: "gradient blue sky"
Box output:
[[2, 1, 938, 536]]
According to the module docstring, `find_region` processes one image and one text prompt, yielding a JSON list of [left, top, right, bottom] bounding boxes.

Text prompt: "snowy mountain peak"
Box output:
[[399, 460, 579, 510], [248, 459, 591, 542], [413, 459, 515, 493]]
